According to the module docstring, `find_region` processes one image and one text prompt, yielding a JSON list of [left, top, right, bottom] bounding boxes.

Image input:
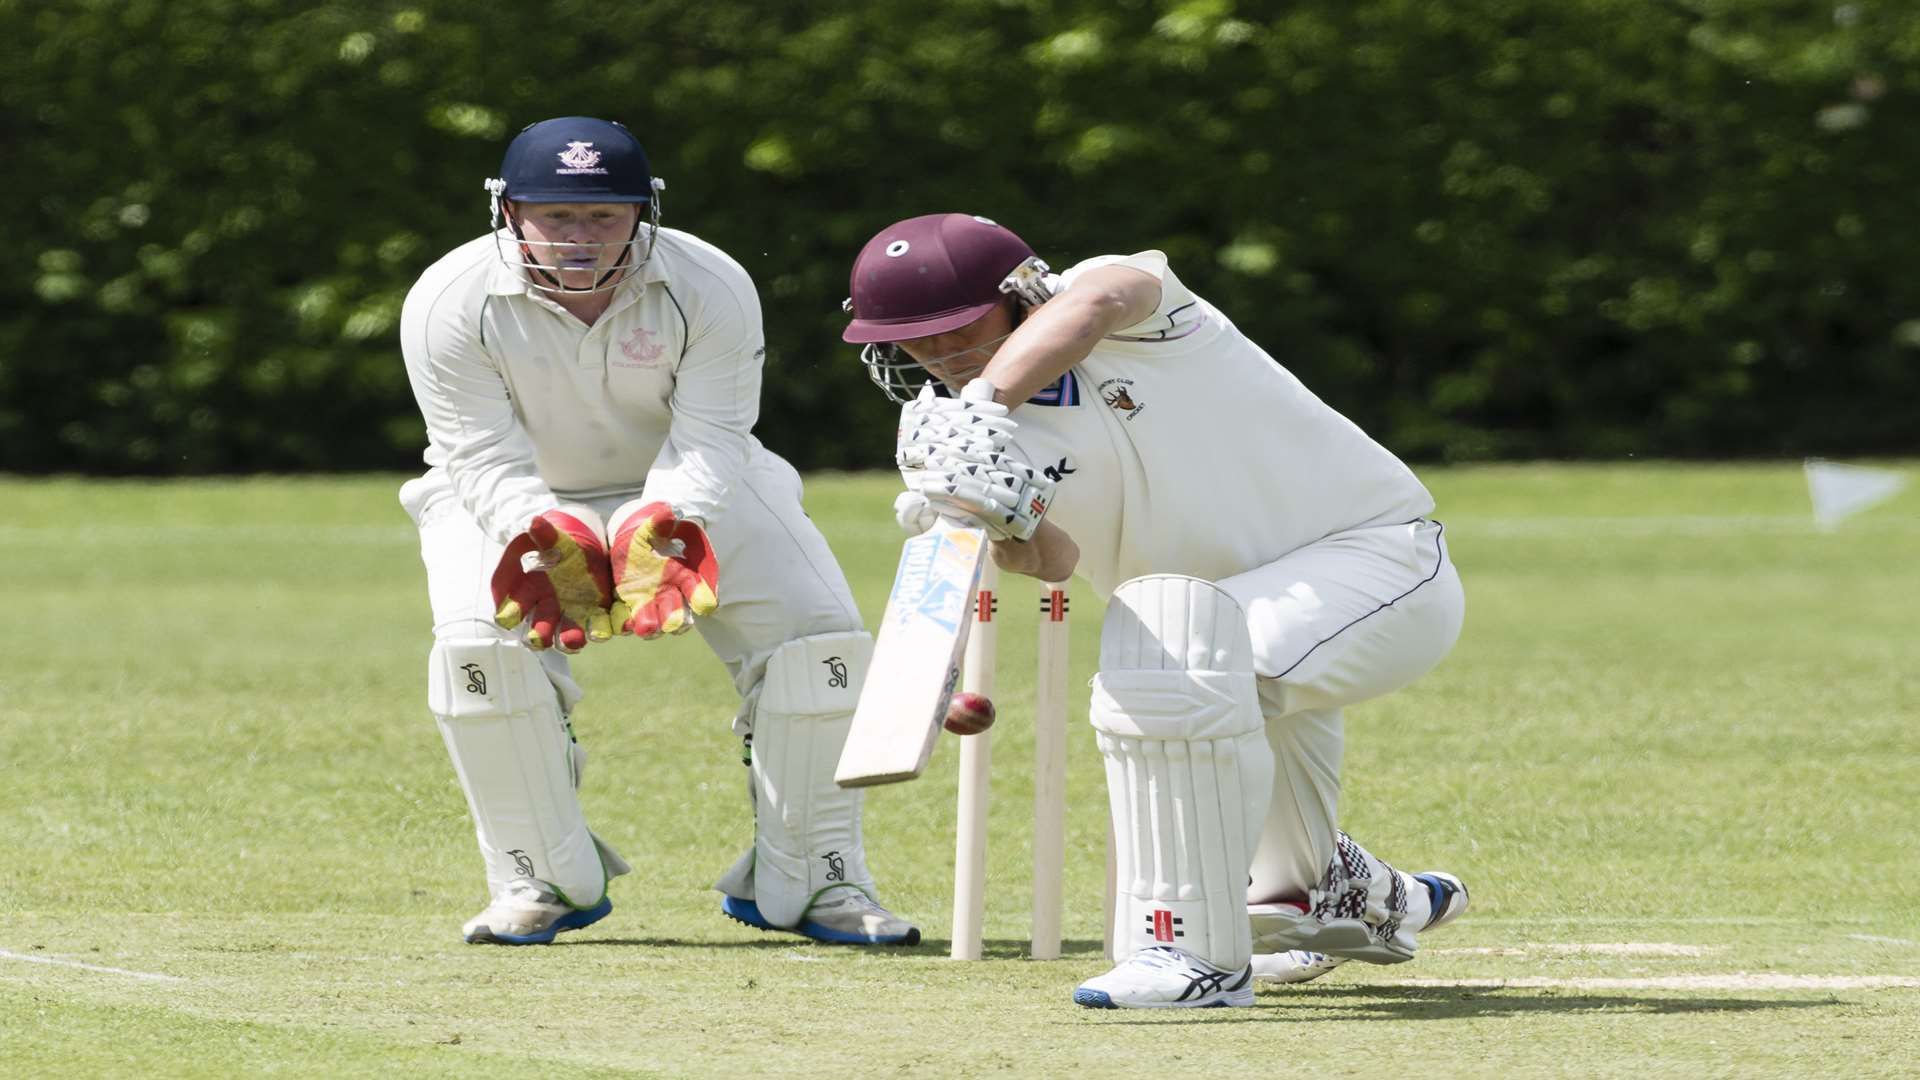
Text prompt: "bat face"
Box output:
[[835, 518, 988, 787]]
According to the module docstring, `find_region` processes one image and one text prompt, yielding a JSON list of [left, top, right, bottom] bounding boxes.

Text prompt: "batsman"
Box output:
[[396, 117, 917, 947], [843, 214, 1469, 1007]]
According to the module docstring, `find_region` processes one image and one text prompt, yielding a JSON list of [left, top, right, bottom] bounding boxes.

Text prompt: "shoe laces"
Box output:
[[1130, 946, 1188, 971]]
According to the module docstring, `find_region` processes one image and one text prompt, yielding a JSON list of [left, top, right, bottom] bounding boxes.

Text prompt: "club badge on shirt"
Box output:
[[1099, 378, 1146, 421], [617, 326, 668, 368]]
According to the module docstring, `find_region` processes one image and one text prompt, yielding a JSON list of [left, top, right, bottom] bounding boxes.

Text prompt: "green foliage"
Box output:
[[4, 0, 1918, 472]]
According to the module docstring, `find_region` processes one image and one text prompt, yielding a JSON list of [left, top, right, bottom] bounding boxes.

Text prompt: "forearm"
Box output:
[[979, 265, 1160, 405], [978, 295, 1116, 406], [991, 518, 1078, 582]]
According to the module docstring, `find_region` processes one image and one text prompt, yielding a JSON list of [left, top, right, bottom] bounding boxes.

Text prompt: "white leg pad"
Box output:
[[720, 630, 876, 928], [430, 637, 621, 907], [1093, 575, 1273, 971]]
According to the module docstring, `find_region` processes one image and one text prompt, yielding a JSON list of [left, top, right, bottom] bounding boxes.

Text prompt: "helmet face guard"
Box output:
[[486, 178, 665, 296], [484, 116, 665, 296]]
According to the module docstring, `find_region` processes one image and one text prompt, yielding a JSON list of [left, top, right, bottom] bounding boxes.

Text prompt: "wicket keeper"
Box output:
[[396, 117, 918, 947]]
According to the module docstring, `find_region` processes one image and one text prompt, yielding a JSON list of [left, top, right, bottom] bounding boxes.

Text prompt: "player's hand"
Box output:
[[491, 507, 619, 653], [911, 448, 1057, 542], [607, 500, 720, 639], [895, 381, 1018, 472]]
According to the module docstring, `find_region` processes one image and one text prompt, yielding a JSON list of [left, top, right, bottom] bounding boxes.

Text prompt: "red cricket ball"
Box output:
[[943, 691, 997, 735]]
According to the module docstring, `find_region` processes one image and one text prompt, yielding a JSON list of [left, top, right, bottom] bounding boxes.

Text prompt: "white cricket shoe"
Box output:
[[1073, 946, 1255, 1009], [1251, 949, 1347, 985], [1250, 870, 1469, 965], [721, 885, 922, 946], [462, 879, 612, 945]]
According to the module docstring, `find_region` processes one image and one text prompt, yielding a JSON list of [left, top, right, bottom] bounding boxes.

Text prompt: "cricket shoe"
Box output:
[[721, 886, 922, 946], [1073, 946, 1255, 1009], [462, 879, 612, 945], [1249, 871, 1469, 965], [1251, 949, 1347, 985]]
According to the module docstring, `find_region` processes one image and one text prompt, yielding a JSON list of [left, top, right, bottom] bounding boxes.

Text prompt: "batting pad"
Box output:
[[734, 630, 876, 928], [1092, 575, 1272, 971], [429, 637, 616, 907]]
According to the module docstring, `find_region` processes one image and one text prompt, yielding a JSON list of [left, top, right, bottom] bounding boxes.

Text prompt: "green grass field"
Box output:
[[3, 464, 1917, 1078]]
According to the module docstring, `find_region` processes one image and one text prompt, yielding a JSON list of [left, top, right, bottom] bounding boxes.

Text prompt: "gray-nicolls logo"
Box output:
[[1042, 457, 1077, 482], [507, 849, 536, 878], [460, 663, 487, 695], [823, 851, 846, 882], [822, 656, 849, 688]]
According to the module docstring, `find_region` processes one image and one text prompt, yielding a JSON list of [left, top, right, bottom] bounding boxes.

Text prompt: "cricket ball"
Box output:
[[944, 691, 996, 736]]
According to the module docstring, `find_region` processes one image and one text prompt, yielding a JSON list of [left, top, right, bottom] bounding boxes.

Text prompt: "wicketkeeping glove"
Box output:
[[608, 500, 721, 639], [491, 507, 619, 653]]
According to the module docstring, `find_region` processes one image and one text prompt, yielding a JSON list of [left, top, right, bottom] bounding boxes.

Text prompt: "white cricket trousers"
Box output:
[[1216, 518, 1464, 904]]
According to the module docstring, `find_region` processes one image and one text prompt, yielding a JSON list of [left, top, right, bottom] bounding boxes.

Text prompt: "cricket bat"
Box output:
[[835, 517, 989, 787]]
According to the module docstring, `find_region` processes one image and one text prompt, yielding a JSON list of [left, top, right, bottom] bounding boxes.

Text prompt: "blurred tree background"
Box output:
[[4, 0, 1917, 473]]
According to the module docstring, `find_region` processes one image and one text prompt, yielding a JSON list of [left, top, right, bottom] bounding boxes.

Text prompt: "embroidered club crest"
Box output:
[[617, 326, 668, 368], [557, 141, 602, 170]]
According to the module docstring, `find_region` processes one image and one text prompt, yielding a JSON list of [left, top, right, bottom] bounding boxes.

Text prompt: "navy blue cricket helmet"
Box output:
[[490, 117, 658, 204]]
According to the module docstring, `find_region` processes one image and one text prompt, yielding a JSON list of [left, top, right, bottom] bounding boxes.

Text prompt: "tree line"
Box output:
[[5, 0, 1916, 474]]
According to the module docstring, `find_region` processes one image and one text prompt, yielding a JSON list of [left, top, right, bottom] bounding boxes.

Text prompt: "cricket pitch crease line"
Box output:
[[1431, 943, 1714, 957], [1385, 974, 1920, 991], [0, 948, 184, 983], [1849, 934, 1919, 947], [1469, 916, 1877, 927]]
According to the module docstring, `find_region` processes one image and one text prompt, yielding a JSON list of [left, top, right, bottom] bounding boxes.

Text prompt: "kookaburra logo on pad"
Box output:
[[823, 656, 849, 688], [460, 663, 487, 695]]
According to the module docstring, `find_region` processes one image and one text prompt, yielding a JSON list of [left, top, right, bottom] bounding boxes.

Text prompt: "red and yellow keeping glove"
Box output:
[[608, 500, 720, 639], [490, 508, 618, 653]]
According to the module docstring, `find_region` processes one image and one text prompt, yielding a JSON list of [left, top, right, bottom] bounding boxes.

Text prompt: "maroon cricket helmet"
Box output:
[[843, 214, 1037, 344]]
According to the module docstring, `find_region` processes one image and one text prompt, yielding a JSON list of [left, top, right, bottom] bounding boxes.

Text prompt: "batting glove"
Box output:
[[912, 448, 1057, 543], [891, 489, 940, 535], [491, 507, 619, 653], [895, 381, 1019, 472], [608, 500, 720, 639]]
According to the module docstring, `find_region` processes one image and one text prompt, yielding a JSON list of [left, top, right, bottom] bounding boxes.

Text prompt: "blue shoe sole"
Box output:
[[1072, 986, 1242, 1009], [465, 896, 612, 945], [1074, 988, 1117, 1009], [720, 895, 921, 946]]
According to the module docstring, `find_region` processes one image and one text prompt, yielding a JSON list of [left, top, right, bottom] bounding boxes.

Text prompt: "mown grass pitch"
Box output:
[[3, 464, 1916, 1078]]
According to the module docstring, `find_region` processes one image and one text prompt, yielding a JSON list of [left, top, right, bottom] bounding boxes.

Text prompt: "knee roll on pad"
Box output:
[[727, 630, 877, 928], [1092, 575, 1273, 970], [429, 637, 616, 906]]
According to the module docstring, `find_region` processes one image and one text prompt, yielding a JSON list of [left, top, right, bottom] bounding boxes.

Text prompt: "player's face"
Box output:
[[510, 202, 640, 289], [897, 303, 1016, 392]]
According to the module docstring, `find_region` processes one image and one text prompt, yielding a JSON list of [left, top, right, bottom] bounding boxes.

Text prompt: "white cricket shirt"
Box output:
[[999, 251, 1435, 598], [400, 227, 766, 543]]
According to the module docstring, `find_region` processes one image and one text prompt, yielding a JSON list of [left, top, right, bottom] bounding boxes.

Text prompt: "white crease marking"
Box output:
[[1434, 943, 1713, 957], [1389, 974, 1920, 991], [1848, 934, 1918, 946], [0, 948, 183, 983]]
